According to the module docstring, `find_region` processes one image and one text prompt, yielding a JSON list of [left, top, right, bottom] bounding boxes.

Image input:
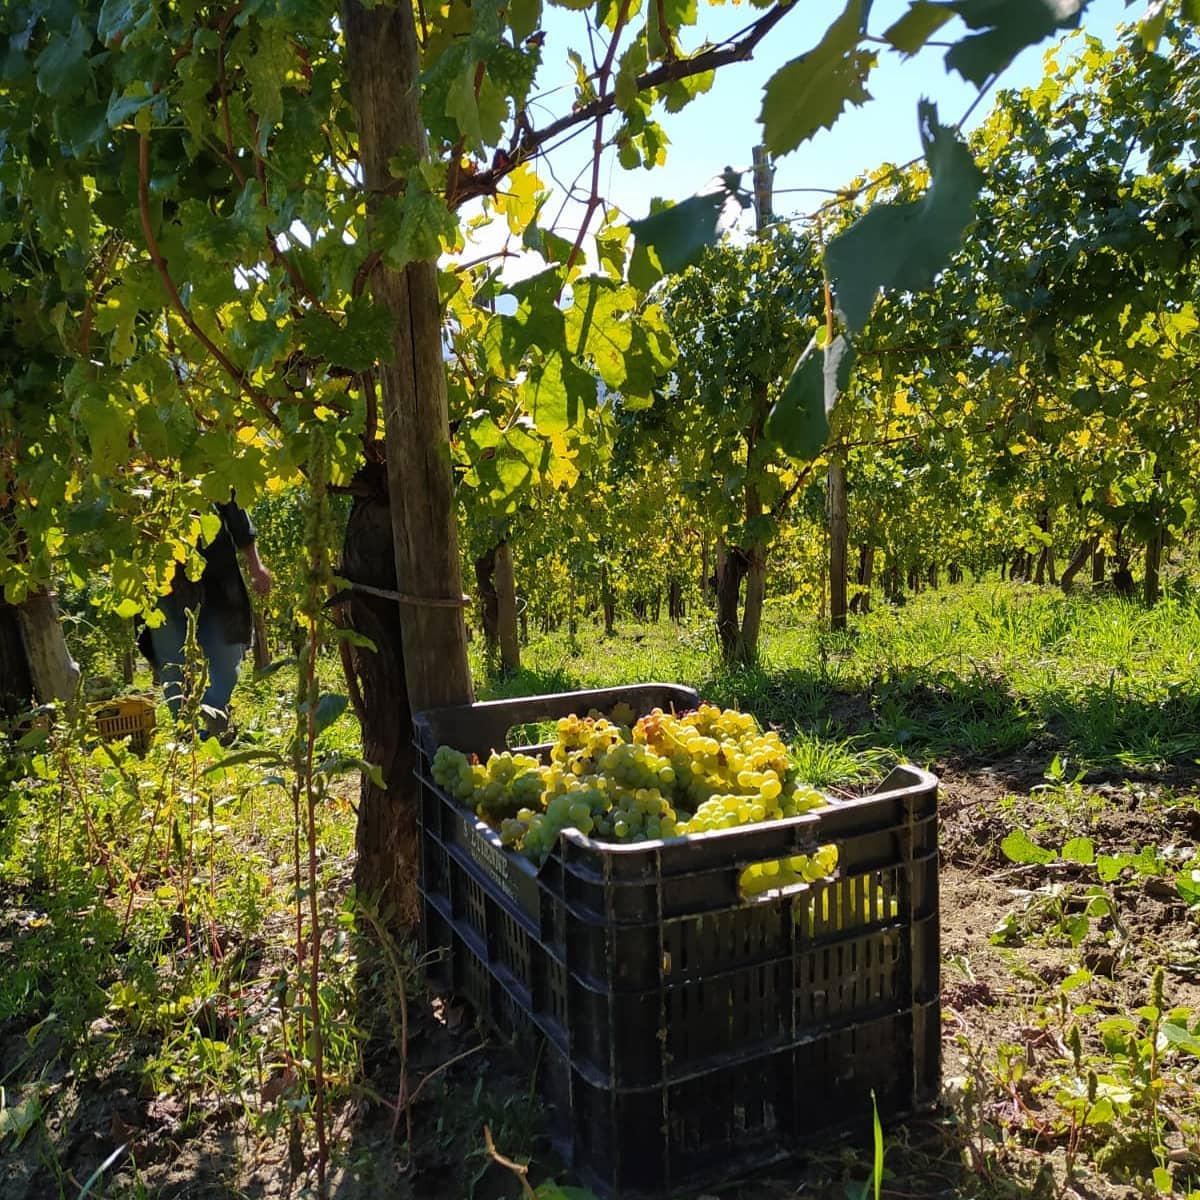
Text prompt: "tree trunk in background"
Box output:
[[651, 589, 662, 623], [567, 574, 578, 639], [473, 547, 500, 656], [1092, 548, 1106, 584], [338, 465, 421, 925], [494, 540, 520, 673], [714, 541, 746, 661], [1034, 548, 1048, 586], [16, 590, 79, 703], [948, 563, 962, 585], [885, 563, 901, 604], [850, 545, 874, 614], [344, 0, 474, 921], [828, 456, 848, 631], [701, 540, 711, 605], [741, 547, 766, 663], [668, 578, 683, 622], [0, 599, 34, 714], [1060, 537, 1096, 594], [252, 607, 271, 670], [600, 562, 615, 636], [927, 562, 939, 591], [1144, 527, 1163, 606]]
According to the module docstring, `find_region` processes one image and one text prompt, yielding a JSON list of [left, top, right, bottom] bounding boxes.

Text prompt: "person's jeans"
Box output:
[[148, 598, 246, 736]]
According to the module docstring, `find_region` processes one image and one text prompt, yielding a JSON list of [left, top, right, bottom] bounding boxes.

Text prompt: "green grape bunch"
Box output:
[[430, 703, 838, 878]]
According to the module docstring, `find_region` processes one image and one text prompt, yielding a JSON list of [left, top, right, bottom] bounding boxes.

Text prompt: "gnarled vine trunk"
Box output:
[[339, 465, 420, 926], [344, 0, 473, 922]]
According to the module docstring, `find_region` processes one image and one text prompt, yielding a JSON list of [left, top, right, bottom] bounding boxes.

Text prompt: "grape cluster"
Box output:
[[431, 703, 837, 878], [431, 744, 479, 802], [740, 844, 839, 898]]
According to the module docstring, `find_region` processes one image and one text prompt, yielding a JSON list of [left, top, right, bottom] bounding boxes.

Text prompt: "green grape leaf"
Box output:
[[999, 828, 1054, 866], [629, 171, 746, 279], [508, 0, 541, 39], [312, 693, 349, 735], [298, 299, 396, 372], [528, 351, 596, 433], [79, 389, 132, 476], [759, 0, 875, 157], [941, 0, 1092, 87], [765, 334, 854, 460], [35, 17, 93, 99], [883, 2, 953, 55], [824, 100, 983, 334], [1061, 837, 1095, 865]]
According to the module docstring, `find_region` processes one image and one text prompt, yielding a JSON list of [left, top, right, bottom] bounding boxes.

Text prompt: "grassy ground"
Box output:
[[3, 580, 1200, 1199]]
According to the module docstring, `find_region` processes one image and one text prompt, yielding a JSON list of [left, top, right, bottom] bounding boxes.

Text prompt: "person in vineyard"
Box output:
[[139, 495, 272, 739]]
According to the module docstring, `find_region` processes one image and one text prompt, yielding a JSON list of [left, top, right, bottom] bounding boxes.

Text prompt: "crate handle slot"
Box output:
[[738, 843, 839, 902]]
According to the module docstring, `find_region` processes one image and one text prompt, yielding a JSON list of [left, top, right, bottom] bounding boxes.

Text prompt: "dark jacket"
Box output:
[[138, 500, 257, 662]]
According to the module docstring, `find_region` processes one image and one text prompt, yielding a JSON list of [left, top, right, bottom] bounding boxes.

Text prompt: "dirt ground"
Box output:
[[4, 754, 1200, 1200]]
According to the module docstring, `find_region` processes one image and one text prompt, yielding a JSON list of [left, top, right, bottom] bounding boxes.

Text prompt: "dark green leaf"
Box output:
[[765, 334, 854, 460], [883, 2, 953, 55], [628, 191, 725, 279], [760, 0, 875, 157], [254, 656, 299, 679], [824, 100, 983, 334], [298, 299, 395, 371], [97, 0, 134, 43], [35, 18, 92, 99], [942, 0, 1091, 87], [313, 693, 348, 734]]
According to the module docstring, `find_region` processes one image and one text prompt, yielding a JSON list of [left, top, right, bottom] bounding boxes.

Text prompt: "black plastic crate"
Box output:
[[414, 685, 940, 1199]]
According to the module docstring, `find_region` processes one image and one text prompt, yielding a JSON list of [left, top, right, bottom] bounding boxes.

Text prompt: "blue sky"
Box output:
[[475, 0, 1134, 267]]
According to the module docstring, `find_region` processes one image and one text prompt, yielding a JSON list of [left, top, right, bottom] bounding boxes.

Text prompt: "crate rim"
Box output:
[[416, 759, 937, 865]]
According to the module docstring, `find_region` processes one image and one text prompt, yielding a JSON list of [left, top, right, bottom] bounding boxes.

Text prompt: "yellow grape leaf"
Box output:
[[496, 162, 543, 236]]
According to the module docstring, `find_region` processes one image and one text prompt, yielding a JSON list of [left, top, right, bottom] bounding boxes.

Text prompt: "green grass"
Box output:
[[485, 581, 1200, 770]]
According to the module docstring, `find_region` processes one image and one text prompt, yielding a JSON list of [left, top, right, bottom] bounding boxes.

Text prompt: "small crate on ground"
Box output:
[[92, 694, 157, 753], [414, 684, 940, 1199]]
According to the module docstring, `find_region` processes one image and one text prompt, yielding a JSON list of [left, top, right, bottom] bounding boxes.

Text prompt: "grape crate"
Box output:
[[414, 684, 940, 1199]]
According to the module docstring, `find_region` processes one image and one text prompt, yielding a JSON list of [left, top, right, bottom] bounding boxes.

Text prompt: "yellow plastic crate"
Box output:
[[92, 694, 157, 753]]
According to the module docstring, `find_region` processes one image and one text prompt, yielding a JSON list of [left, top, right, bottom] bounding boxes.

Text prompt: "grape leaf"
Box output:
[[824, 100, 983, 334], [628, 170, 746, 280], [298, 299, 396, 371], [759, 0, 875, 157], [883, 2, 953, 55], [35, 17, 92, 99], [312, 693, 348, 735], [765, 334, 854, 460], [941, 0, 1092, 87]]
